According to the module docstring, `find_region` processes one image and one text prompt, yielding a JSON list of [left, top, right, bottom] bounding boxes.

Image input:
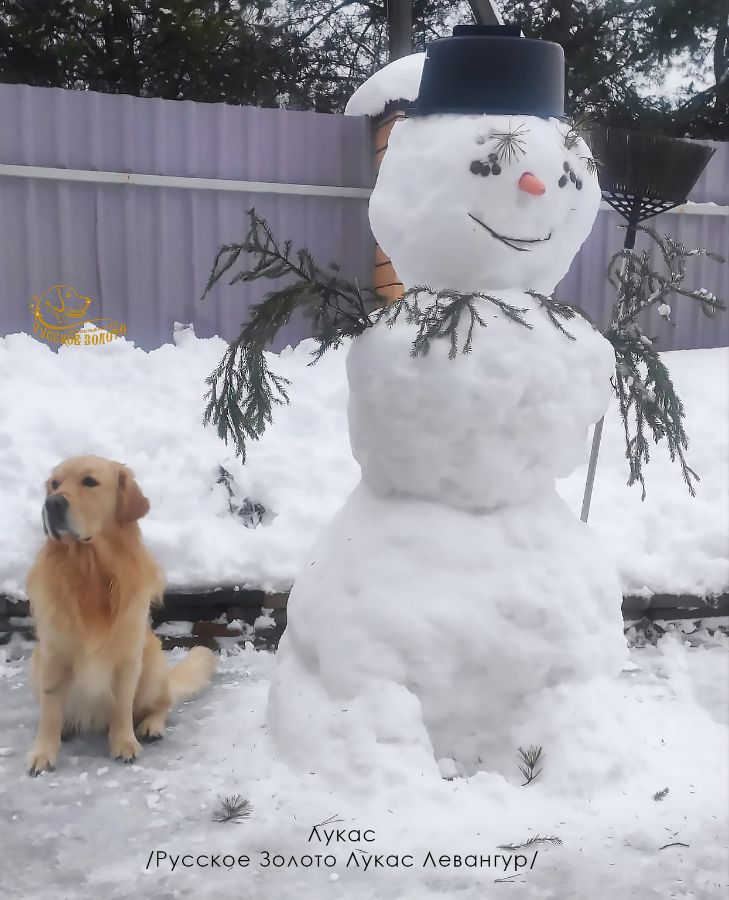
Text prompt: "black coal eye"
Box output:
[[81, 476, 99, 487], [576, 179, 583, 190], [488, 153, 498, 163], [558, 174, 568, 188], [469, 160, 490, 176], [563, 161, 570, 172], [569, 171, 576, 183], [491, 163, 501, 175], [50, 479, 59, 490]]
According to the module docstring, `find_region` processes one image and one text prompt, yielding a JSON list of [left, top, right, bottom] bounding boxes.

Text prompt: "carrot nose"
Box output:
[[518, 172, 546, 196]]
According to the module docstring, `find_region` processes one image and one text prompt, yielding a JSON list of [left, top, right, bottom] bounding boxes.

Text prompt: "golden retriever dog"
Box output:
[[25, 455, 216, 776]]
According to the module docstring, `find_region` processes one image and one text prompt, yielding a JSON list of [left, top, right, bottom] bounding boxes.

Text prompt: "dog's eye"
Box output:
[[50, 480, 59, 490], [81, 476, 99, 487]]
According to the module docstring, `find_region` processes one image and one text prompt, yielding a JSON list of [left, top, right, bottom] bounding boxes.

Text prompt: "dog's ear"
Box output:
[[116, 466, 150, 524]]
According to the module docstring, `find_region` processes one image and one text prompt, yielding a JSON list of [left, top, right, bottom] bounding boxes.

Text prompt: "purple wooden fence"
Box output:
[[0, 83, 373, 351], [0, 82, 727, 353]]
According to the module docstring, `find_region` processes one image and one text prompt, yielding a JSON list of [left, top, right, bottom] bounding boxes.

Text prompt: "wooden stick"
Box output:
[[580, 415, 604, 523]]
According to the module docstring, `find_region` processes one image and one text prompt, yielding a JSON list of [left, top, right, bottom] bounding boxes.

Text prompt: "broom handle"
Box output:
[[580, 416, 604, 522], [580, 248, 632, 523]]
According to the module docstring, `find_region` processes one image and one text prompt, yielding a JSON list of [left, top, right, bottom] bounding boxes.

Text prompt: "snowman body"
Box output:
[[268, 112, 628, 785]]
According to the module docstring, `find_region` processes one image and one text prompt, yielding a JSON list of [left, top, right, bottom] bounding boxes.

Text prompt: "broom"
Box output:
[[579, 126, 715, 523]]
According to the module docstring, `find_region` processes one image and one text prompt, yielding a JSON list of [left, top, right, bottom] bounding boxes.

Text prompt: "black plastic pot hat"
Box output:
[[411, 24, 565, 119]]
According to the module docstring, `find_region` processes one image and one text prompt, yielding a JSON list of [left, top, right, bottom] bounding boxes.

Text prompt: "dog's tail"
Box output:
[[169, 647, 217, 705]]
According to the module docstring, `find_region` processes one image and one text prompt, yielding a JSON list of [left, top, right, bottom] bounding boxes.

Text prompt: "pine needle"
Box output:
[[563, 113, 596, 151], [498, 834, 562, 851], [212, 794, 252, 823], [312, 813, 344, 828], [489, 122, 529, 165], [581, 154, 600, 176], [653, 787, 669, 801], [517, 745, 544, 785]]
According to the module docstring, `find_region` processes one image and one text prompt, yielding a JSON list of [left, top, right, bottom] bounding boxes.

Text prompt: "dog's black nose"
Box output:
[[45, 493, 69, 518]]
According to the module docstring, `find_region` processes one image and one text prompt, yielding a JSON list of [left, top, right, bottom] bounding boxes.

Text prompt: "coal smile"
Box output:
[[468, 213, 552, 252]]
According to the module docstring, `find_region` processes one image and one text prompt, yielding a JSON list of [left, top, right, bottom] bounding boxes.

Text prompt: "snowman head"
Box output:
[[365, 25, 601, 295], [369, 112, 600, 294]]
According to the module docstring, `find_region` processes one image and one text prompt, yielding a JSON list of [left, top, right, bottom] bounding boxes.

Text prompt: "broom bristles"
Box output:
[[588, 126, 715, 204]]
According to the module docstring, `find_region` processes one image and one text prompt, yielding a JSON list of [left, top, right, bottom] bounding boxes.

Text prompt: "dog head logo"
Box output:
[[29, 284, 126, 345]]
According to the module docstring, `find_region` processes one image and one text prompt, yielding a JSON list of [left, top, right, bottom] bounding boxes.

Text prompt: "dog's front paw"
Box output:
[[110, 734, 141, 763], [136, 714, 166, 743], [26, 746, 58, 777]]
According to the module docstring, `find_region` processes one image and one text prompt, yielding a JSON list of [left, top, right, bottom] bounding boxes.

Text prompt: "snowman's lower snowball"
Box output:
[[267, 296, 628, 788]]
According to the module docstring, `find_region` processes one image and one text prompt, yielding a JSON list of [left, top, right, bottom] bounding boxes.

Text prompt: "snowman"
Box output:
[[267, 25, 628, 788]]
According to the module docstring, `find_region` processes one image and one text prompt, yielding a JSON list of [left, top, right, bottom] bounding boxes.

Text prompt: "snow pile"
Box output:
[[344, 53, 425, 117], [559, 346, 729, 597], [0, 327, 358, 596], [0, 331, 726, 600]]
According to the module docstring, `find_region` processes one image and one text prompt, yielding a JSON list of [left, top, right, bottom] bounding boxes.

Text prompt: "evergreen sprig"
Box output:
[[563, 113, 595, 151], [212, 794, 252, 823], [380, 285, 532, 359], [526, 291, 580, 340], [561, 115, 600, 174], [489, 123, 529, 164], [603, 225, 725, 499], [581, 154, 600, 176], [498, 835, 563, 851], [201, 208, 380, 459], [517, 745, 544, 785]]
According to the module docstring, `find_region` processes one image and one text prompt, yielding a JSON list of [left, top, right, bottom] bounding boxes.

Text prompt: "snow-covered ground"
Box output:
[[0, 632, 727, 899], [1, 328, 727, 896], [0, 328, 726, 599]]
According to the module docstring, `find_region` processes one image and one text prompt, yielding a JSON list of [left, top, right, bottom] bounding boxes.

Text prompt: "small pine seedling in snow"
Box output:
[[498, 834, 562, 851], [653, 787, 669, 801], [212, 794, 252, 823], [517, 745, 544, 785], [312, 813, 344, 828]]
